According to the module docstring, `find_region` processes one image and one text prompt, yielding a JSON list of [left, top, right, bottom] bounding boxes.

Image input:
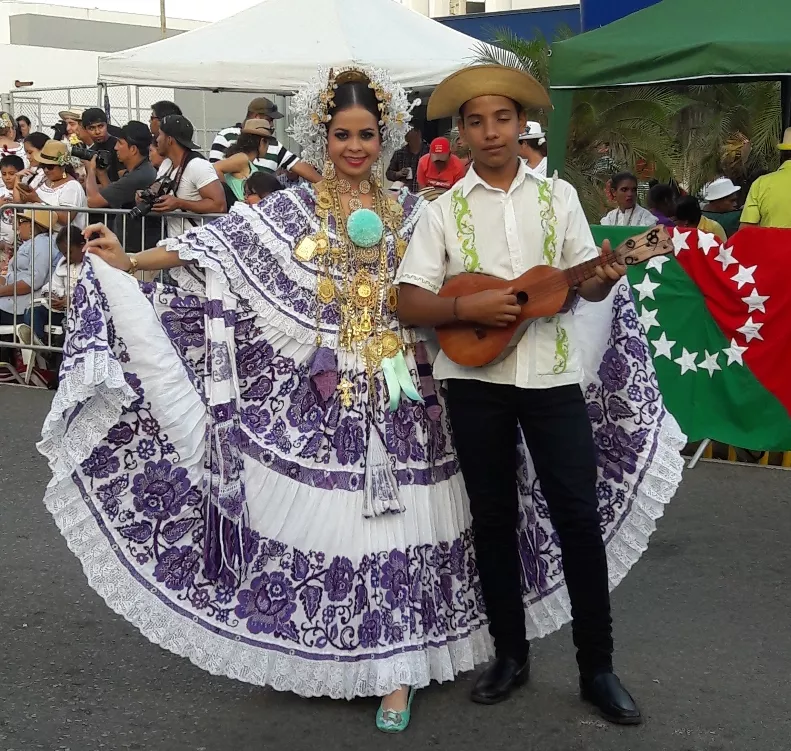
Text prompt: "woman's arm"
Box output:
[[213, 152, 250, 180], [83, 224, 189, 272]]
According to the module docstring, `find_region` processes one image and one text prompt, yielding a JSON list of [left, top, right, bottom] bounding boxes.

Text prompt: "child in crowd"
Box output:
[[601, 172, 656, 227], [674, 195, 727, 242], [243, 171, 284, 206], [18, 225, 82, 346], [0, 154, 24, 274]]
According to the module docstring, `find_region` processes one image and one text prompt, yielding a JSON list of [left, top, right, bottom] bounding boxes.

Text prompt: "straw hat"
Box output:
[[778, 127, 791, 151], [242, 119, 274, 138], [37, 140, 70, 166], [427, 65, 551, 121], [518, 121, 547, 145], [19, 208, 56, 231], [58, 109, 82, 122]]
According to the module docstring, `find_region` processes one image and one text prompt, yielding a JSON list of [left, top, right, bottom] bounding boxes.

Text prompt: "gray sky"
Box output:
[[24, 0, 263, 22]]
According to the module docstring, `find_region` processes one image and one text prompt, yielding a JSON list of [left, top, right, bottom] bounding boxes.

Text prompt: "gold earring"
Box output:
[[322, 159, 336, 180]]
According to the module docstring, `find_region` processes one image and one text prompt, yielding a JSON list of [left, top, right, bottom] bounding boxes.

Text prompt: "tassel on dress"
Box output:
[[362, 424, 403, 518]]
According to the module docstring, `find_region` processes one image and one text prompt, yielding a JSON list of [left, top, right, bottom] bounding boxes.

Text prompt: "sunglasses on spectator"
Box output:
[[42, 164, 59, 171]]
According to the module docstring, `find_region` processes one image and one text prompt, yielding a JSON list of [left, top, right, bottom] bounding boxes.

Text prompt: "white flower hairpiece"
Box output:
[[289, 66, 419, 169]]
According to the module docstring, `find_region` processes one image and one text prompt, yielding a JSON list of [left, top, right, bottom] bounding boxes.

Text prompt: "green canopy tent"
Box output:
[[547, 0, 791, 173]]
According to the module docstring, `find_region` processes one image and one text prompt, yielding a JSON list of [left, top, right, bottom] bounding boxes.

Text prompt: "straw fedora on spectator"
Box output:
[[37, 140, 70, 166], [242, 119, 274, 138], [19, 208, 56, 231], [777, 127, 791, 151], [58, 109, 82, 122]]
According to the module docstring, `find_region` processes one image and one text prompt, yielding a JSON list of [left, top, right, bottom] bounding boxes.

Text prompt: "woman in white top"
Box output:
[[0, 111, 29, 167], [600, 172, 656, 227], [16, 140, 87, 229]]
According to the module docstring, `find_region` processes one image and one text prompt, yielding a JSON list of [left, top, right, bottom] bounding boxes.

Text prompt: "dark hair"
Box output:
[[16, 115, 31, 126], [151, 100, 182, 120], [648, 183, 676, 212], [25, 131, 49, 150], [56, 224, 86, 249], [328, 81, 381, 124], [674, 195, 702, 226], [459, 98, 524, 119], [0, 154, 24, 171], [227, 133, 264, 157], [245, 171, 284, 199], [611, 171, 638, 190]]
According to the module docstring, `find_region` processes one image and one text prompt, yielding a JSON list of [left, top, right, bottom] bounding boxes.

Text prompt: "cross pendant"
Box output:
[[337, 377, 354, 408]]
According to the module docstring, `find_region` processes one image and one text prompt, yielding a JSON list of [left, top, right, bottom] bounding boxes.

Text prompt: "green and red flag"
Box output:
[[594, 225, 791, 450]]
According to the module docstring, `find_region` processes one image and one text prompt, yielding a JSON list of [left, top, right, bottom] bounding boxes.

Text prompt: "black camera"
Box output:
[[71, 145, 112, 171], [130, 177, 175, 220]]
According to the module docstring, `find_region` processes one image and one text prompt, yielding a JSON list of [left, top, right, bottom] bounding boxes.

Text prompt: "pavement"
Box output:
[[1, 386, 789, 751]]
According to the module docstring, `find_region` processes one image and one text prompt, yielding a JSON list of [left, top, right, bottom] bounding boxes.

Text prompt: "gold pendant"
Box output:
[[317, 191, 332, 210], [315, 235, 329, 255], [349, 197, 363, 213], [337, 377, 355, 408], [396, 238, 407, 261], [380, 330, 402, 360], [317, 278, 335, 304], [355, 243, 379, 265], [387, 285, 398, 312], [386, 200, 404, 220], [295, 235, 318, 262], [352, 270, 377, 309], [358, 309, 373, 337]]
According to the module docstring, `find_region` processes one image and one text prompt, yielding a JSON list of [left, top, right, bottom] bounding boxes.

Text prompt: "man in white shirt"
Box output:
[[518, 121, 548, 177], [396, 65, 640, 725], [152, 115, 226, 239]]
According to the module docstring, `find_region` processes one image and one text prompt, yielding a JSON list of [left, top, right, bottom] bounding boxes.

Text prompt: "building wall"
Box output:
[[437, 5, 580, 41], [9, 13, 188, 52]]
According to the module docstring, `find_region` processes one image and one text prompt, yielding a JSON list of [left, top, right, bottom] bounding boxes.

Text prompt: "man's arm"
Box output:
[[386, 153, 402, 183], [85, 159, 111, 208], [416, 155, 429, 189], [156, 179, 226, 215], [0, 279, 32, 297], [739, 181, 760, 228], [290, 161, 321, 184]]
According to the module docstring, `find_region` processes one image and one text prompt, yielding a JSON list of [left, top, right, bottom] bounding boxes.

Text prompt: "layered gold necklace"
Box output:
[[294, 177, 410, 401]]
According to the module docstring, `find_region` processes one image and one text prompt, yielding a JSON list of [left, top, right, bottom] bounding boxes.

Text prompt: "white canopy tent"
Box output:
[[97, 0, 480, 93]]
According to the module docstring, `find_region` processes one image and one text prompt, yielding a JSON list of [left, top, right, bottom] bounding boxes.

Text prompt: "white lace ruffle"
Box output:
[[38, 348, 134, 482]]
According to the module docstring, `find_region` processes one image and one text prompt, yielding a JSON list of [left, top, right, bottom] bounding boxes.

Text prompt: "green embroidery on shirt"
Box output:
[[550, 317, 570, 374], [451, 189, 481, 272], [537, 179, 558, 265]]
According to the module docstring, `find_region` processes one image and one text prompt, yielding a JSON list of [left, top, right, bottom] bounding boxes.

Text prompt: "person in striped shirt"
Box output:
[[209, 97, 321, 184]]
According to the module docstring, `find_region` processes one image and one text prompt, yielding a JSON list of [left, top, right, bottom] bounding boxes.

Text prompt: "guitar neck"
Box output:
[[563, 249, 621, 288]]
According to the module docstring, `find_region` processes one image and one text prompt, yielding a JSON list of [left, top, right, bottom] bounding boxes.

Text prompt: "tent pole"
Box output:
[[160, 0, 167, 38], [781, 77, 791, 131]]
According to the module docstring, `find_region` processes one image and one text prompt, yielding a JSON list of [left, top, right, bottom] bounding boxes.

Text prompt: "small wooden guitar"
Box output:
[[436, 226, 673, 367]]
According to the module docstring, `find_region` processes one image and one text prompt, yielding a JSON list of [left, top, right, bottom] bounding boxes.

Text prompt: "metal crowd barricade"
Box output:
[[0, 203, 222, 386]]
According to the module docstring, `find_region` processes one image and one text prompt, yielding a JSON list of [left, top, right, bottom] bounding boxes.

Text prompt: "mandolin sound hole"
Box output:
[[515, 291, 528, 305], [474, 328, 487, 340]]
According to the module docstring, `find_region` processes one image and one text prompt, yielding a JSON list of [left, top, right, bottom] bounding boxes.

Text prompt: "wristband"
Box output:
[[126, 255, 139, 275]]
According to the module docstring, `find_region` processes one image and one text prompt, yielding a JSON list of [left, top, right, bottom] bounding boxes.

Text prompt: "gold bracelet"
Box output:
[[126, 255, 139, 275]]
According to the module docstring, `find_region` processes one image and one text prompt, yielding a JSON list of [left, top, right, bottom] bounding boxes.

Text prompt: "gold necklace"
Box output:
[[336, 177, 371, 213]]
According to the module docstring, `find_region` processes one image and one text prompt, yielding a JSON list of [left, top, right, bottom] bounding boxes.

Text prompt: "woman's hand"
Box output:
[[83, 224, 130, 271]]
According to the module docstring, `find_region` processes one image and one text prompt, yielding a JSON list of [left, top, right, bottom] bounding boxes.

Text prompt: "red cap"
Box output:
[[430, 137, 451, 155]]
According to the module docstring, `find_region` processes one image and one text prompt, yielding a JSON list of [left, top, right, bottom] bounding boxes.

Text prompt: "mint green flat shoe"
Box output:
[[376, 687, 416, 733]]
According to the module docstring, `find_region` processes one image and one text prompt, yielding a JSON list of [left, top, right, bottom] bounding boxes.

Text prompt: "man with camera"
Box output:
[[85, 121, 160, 252], [151, 114, 226, 238], [79, 108, 123, 182], [209, 97, 320, 183]]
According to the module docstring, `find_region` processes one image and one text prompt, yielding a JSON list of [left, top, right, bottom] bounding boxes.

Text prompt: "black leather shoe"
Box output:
[[471, 656, 529, 705], [580, 672, 642, 725]]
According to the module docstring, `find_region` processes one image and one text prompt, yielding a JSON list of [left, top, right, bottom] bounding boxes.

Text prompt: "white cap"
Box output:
[[701, 177, 740, 202], [518, 121, 546, 146]]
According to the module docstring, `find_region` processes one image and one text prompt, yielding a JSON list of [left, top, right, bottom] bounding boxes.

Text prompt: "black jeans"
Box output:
[[446, 380, 613, 676]]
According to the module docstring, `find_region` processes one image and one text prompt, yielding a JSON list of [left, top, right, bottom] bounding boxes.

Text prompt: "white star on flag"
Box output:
[[741, 288, 769, 314], [632, 274, 661, 301], [645, 255, 670, 273], [731, 264, 757, 290], [698, 350, 722, 377], [637, 306, 660, 333], [737, 316, 764, 342], [697, 231, 720, 255], [723, 338, 748, 366], [715, 245, 738, 270], [674, 347, 699, 374], [672, 231, 691, 255], [652, 331, 675, 359]]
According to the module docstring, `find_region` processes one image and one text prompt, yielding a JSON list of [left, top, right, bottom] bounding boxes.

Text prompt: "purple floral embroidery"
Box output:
[[82, 445, 120, 479], [234, 572, 297, 636], [211, 342, 233, 382], [598, 349, 630, 392], [595, 419, 649, 483], [132, 459, 191, 520], [381, 551, 409, 609], [358, 611, 382, 648], [386, 408, 419, 463], [324, 556, 354, 602], [154, 545, 201, 590], [107, 422, 135, 447], [241, 405, 271, 435], [161, 296, 204, 350], [333, 417, 364, 466], [236, 341, 274, 379]]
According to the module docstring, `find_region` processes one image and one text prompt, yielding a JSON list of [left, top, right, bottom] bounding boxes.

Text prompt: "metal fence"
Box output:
[[0, 202, 220, 387]]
